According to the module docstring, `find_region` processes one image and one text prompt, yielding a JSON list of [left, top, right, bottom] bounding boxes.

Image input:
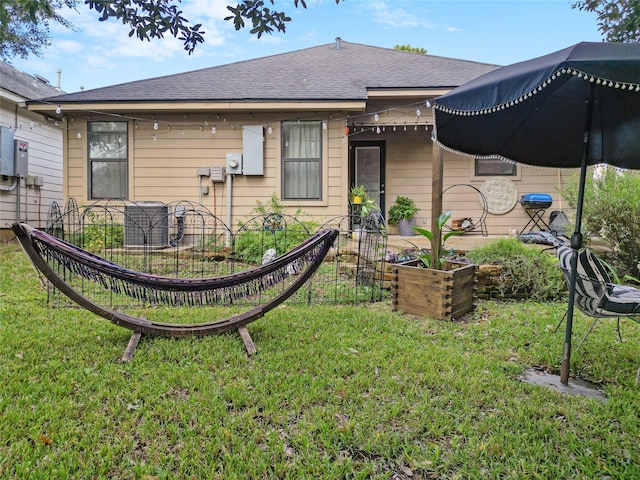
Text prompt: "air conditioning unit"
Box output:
[[124, 202, 169, 248]]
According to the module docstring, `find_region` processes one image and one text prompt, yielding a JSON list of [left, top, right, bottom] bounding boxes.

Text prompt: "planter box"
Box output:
[[392, 259, 477, 320]]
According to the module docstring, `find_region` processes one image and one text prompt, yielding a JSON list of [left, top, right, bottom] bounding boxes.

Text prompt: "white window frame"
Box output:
[[88, 121, 128, 200], [281, 121, 322, 200]]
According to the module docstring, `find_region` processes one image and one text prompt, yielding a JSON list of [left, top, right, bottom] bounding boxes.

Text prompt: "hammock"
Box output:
[[12, 222, 338, 357]]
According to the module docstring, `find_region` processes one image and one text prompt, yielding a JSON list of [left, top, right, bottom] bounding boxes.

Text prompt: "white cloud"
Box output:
[[367, 0, 434, 29], [55, 39, 86, 54]]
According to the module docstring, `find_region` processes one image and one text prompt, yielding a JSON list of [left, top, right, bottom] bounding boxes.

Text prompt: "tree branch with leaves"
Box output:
[[573, 0, 640, 43], [1, 0, 344, 61]]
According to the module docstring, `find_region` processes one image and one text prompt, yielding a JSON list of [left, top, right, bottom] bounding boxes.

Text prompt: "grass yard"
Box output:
[[1, 240, 639, 479]]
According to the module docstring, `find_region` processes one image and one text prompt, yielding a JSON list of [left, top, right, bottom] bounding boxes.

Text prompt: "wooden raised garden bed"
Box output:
[[392, 259, 477, 320]]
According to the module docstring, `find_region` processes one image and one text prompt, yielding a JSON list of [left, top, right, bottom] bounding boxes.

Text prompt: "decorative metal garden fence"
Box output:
[[43, 198, 388, 310]]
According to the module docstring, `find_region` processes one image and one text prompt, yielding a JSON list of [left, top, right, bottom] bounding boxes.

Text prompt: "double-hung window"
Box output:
[[282, 121, 321, 200], [88, 121, 128, 199]]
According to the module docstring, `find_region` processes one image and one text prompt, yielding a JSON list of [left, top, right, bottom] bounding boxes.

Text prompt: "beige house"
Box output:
[[1, 62, 64, 240], [26, 40, 573, 235]]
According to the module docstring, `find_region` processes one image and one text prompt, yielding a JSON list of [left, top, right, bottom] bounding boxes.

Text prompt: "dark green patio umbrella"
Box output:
[[433, 42, 640, 385]]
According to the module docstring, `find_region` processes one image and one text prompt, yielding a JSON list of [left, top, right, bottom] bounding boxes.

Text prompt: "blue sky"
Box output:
[[10, 0, 603, 93]]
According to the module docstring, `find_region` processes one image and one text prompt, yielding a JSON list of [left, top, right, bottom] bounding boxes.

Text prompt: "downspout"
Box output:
[[226, 173, 233, 246]]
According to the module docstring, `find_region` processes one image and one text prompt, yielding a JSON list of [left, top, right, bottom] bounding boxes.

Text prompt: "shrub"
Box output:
[[466, 238, 564, 301], [233, 194, 318, 264], [563, 168, 640, 278], [81, 211, 124, 252]]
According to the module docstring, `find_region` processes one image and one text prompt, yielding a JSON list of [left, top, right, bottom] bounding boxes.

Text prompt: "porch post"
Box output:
[[431, 146, 444, 266]]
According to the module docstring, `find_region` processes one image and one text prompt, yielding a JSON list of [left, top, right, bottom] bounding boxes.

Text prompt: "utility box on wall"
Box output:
[[242, 125, 264, 175], [226, 153, 242, 175], [14, 139, 29, 177], [0, 126, 14, 176]]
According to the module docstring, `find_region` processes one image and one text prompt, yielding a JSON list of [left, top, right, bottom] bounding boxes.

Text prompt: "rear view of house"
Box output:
[[24, 40, 571, 235]]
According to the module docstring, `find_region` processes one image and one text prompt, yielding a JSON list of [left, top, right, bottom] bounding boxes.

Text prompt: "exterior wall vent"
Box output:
[[124, 202, 169, 248]]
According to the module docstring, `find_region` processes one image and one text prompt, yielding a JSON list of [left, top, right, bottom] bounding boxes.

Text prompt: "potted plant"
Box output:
[[350, 185, 366, 204], [391, 211, 477, 320], [352, 196, 380, 240], [387, 196, 419, 236]]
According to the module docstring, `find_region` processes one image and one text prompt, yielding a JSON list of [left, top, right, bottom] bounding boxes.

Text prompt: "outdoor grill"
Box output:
[[520, 193, 552, 232], [520, 193, 553, 209]]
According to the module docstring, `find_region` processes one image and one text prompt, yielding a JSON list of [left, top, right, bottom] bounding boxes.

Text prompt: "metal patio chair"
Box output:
[[556, 245, 640, 350]]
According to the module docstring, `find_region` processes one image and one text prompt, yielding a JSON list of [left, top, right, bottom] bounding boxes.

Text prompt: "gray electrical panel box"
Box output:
[[0, 126, 15, 176], [242, 125, 264, 175], [210, 166, 226, 182], [14, 139, 29, 177], [226, 153, 242, 174]]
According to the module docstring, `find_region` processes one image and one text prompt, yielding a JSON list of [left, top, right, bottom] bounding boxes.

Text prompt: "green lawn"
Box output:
[[1, 240, 639, 479]]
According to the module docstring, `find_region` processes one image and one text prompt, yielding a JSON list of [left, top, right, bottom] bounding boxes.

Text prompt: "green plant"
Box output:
[[350, 185, 367, 199], [562, 169, 640, 278], [411, 210, 463, 269], [359, 197, 380, 220], [387, 196, 419, 225], [466, 238, 565, 301], [234, 194, 317, 264], [81, 211, 124, 253]]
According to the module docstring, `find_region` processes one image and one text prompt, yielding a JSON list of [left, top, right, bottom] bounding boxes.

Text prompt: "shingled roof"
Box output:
[[1, 62, 63, 100], [36, 41, 499, 105]]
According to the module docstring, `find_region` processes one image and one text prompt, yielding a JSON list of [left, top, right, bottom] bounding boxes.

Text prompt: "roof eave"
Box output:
[[366, 88, 455, 98], [25, 100, 368, 115]]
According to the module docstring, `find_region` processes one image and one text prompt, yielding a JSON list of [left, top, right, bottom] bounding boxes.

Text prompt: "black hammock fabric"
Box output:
[[28, 226, 335, 307]]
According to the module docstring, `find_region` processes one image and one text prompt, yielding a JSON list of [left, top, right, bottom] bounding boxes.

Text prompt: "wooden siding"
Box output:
[[64, 106, 573, 235], [66, 114, 348, 226], [0, 105, 63, 230]]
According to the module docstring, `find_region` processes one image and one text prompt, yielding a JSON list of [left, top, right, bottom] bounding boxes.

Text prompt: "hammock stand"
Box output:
[[12, 222, 338, 360]]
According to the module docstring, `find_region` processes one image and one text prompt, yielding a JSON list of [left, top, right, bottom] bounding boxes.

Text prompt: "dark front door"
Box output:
[[350, 141, 385, 221]]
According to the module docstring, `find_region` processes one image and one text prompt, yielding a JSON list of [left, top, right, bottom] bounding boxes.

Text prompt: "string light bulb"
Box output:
[[211, 125, 216, 134], [267, 124, 273, 134], [416, 108, 421, 117], [77, 131, 82, 139], [55, 105, 61, 115], [153, 120, 159, 130], [374, 113, 379, 122], [425, 100, 432, 108], [322, 121, 327, 130]]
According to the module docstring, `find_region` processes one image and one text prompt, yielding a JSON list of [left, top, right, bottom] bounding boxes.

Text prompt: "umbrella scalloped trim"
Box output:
[[430, 117, 606, 173], [434, 68, 640, 117]]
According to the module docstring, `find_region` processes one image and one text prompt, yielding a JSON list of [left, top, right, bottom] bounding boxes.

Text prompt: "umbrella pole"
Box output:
[[560, 90, 594, 385]]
